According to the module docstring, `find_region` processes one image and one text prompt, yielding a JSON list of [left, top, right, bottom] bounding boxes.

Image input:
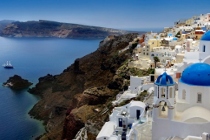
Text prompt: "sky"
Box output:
[[1, 0, 210, 29]]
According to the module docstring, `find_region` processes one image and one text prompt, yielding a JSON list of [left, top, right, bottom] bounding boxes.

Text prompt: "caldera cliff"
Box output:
[[0, 20, 128, 39], [28, 33, 144, 140]]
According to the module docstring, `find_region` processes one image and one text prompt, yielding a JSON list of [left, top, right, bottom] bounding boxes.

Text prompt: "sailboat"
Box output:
[[3, 61, 13, 69]]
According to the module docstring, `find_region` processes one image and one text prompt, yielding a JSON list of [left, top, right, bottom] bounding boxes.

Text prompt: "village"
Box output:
[[74, 13, 210, 140]]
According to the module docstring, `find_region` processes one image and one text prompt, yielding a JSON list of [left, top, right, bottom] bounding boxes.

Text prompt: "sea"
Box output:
[[121, 27, 164, 33], [0, 37, 101, 140]]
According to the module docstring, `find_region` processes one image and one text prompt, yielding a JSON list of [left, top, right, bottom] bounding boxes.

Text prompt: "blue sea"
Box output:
[[122, 27, 164, 33], [0, 37, 101, 140]]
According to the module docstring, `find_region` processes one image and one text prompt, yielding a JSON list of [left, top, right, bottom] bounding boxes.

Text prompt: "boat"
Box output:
[[3, 61, 13, 69]]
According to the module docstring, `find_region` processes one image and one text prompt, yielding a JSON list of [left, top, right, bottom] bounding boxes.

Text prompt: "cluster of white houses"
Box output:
[[96, 14, 210, 140]]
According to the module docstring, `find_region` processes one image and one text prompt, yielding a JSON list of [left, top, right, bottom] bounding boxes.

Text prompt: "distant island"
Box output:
[[0, 20, 143, 39]]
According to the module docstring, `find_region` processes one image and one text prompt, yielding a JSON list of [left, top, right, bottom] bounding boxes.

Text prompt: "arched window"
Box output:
[[197, 93, 202, 103], [169, 87, 173, 98], [161, 88, 165, 97], [182, 89, 186, 100]]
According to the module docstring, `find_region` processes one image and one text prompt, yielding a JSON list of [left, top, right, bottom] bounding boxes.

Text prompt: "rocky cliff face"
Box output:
[[0, 20, 128, 39], [28, 33, 139, 140]]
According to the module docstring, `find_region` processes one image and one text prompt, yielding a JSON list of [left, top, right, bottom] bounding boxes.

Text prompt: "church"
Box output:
[[152, 31, 210, 139]]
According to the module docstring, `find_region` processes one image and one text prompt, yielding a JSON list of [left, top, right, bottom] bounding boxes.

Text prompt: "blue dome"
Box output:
[[180, 63, 210, 86], [155, 72, 175, 86], [173, 37, 178, 40], [201, 31, 210, 41]]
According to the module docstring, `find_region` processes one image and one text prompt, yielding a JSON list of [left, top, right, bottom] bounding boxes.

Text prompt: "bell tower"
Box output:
[[153, 72, 175, 120]]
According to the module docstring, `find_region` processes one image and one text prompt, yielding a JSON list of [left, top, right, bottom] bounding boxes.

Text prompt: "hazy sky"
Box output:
[[1, 0, 210, 29]]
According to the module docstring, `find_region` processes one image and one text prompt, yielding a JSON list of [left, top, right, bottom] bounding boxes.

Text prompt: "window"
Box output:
[[182, 90, 186, 100], [197, 93, 202, 103], [203, 45, 206, 52], [170, 87, 173, 98]]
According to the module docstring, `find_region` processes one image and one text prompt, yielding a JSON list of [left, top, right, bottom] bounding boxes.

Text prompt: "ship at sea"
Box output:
[[3, 61, 13, 69]]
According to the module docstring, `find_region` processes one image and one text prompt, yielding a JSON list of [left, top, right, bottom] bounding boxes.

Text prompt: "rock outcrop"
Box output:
[[3, 75, 33, 90], [28, 33, 140, 140]]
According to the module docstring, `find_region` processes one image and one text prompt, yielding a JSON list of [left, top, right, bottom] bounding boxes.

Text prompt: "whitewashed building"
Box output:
[[96, 101, 146, 140], [152, 30, 210, 139], [152, 67, 210, 139], [174, 30, 210, 78], [150, 47, 176, 64]]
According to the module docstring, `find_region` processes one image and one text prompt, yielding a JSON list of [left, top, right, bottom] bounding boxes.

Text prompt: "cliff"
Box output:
[[28, 33, 142, 139], [0, 20, 129, 39]]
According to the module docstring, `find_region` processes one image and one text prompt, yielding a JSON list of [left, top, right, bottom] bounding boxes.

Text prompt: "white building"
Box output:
[[152, 30, 210, 139], [112, 76, 154, 106], [96, 101, 146, 140], [150, 47, 176, 64], [152, 67, 210, 139], [175, 30, 210, 78]]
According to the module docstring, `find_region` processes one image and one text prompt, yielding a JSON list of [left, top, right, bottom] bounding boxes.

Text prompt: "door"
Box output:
[[150, 75, 154, 82], [136, 110, 141, 120], [122, 132, 126, 140]]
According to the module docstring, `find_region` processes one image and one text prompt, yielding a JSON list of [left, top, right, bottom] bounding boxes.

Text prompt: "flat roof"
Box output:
[[130, 101, 146, 108], [96, 122, 116, 139]]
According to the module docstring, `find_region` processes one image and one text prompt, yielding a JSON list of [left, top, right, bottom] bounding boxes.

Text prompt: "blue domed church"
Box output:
[[199, 31, 210, 64], [152, 31, 210, 140]]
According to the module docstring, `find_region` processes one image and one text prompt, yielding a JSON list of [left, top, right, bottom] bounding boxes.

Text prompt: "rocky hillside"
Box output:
[[0, 20, 14, 33], [0, 20, 128, 39], [28, 33, 143, 140], [3, 75, 32, 90]]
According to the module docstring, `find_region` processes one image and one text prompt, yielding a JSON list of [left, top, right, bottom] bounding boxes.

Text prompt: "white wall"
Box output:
[[130, 76, 142, 93], [96, 122, 116, 140], [183, 52, 199, 63], [141, 83, 154, 91], [152, 119, 210, 140], [199, 41, 210, 54], [129, 106, 144, 119], [177, 82, 210, 112], [184, 136, 202, 140]]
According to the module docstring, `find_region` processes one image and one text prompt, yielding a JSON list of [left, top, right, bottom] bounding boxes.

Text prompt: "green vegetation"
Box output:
[[116, 90, 148, 107], [135, 90, 148, 101], [117, 99, 131, 107], [129, 67, 154, 77], [153, 56, 160, 68]]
